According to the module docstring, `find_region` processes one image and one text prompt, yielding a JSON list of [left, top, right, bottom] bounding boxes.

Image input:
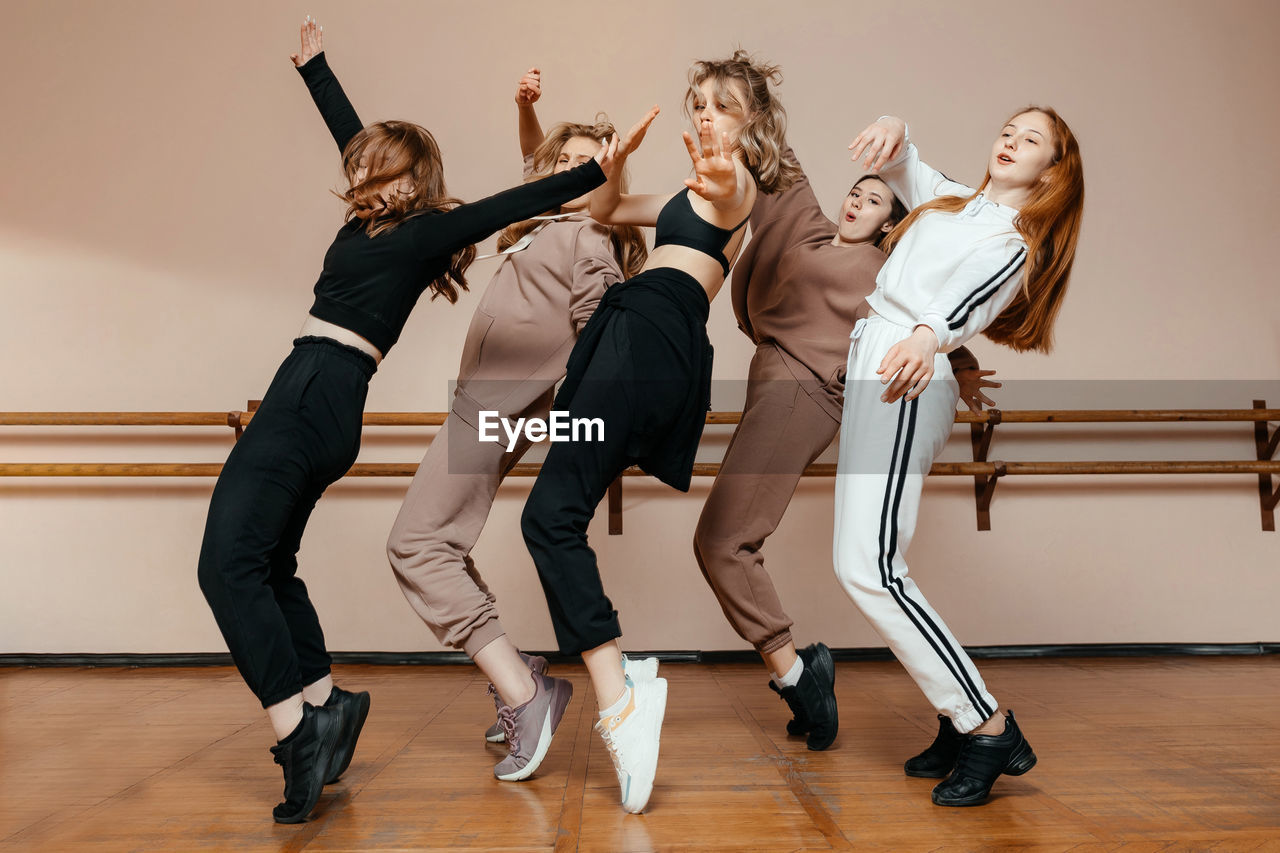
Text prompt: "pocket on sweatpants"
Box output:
[[457, 309, 495, 383]]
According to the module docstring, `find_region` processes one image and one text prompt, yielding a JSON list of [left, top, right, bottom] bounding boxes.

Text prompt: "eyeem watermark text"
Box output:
[[478, 411, 604, 452]]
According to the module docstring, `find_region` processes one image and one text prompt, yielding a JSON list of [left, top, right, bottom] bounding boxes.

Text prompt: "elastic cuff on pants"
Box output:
[[950, 704, 994, 735], [258, 683, 306, 710], [460, 616, 507, 660], [756, 630, 795, 656], [299, 666, 332, 689], [560, 623, 623, 657]]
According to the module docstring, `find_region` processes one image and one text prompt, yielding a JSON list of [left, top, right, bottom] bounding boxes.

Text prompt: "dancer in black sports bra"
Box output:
[[652, 189, 751, 275], [519, 50, 799, 815]]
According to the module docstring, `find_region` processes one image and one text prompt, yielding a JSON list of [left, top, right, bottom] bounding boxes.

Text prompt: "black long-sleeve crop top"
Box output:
[[295, 54, 606, 355]]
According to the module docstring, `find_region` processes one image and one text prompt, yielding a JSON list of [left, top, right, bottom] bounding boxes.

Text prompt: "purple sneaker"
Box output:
[[493, 671, 573, 781], [485, 652, 548, 743]]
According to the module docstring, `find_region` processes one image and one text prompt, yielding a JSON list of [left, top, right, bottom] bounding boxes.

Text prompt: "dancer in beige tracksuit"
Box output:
[[386, 69, 646, 782], [693, 147, 995, 750]]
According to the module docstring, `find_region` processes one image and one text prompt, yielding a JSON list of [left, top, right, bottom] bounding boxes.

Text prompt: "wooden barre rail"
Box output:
[[3, 403, 1277, 532], [4, 461, 1280, 478], [4, 409, 1280, 427]]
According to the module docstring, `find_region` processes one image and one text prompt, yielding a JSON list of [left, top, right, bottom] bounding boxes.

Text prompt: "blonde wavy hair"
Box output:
[[338, 120, 475, 303], [497, 118, 647, 278], [683, 50, 800, 194]]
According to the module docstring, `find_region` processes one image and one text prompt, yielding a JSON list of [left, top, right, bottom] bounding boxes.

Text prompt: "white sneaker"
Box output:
[[622, 655, 659, 682], [595, 677, 668, 814]]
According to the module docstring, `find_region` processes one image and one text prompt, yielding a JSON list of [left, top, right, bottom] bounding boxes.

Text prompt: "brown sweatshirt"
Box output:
[[731, 150, 978, 419]]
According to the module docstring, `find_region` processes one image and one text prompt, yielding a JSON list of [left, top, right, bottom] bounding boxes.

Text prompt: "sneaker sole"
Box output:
[[1005, 745, 1037, 776], [494, 680, 573, 782], [930, 744, 1038, 806], [904, 765, 951, 779], [622, 678, 668, 814]]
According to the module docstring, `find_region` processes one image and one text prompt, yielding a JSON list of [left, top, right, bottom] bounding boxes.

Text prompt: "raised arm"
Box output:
[[849, 116, 972, 210], [515, 67, 545, 160], [291, 19, 363, 154], [590, 106, 673, 226]]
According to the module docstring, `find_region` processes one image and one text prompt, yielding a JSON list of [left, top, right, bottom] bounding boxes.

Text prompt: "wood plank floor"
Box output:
[[2, 658, 1279, 851]]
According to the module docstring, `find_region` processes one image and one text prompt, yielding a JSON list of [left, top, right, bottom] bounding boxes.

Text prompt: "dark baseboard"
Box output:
[[2, 642, 1277, 668]]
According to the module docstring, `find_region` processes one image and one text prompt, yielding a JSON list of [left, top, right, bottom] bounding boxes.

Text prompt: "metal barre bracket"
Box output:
[[1255, 400, 1279, 531], [971, 409, 1003, 530]]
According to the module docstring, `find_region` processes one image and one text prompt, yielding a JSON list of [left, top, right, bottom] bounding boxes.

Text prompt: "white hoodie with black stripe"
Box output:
[[865, 133, 1027, 353]]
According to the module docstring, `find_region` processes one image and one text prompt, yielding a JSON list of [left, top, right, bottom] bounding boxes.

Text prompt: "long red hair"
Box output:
[[883, 107, 1084, 352]]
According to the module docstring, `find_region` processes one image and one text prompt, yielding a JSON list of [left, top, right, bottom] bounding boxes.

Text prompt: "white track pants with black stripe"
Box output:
[[833, 315, 997, 734]]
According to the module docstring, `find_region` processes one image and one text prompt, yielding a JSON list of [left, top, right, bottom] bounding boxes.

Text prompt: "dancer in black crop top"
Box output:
[[652, 190, 752, 276], [519, 51, 800, 814], [195, 18, 617, 825]]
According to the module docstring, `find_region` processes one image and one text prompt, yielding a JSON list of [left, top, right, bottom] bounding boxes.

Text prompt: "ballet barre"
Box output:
[[2, 403, 1277, 532]]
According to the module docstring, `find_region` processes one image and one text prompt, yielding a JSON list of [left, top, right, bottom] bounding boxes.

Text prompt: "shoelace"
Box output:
[[486, 682, 502, 713], [595, 719, 629, 774], [497, 706, 519, 752]]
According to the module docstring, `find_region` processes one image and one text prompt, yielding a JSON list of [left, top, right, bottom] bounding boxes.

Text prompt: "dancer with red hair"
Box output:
[[838, 108, 1083, 806]]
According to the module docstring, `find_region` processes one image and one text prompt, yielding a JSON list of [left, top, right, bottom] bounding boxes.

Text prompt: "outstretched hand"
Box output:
[[955, 368, 1001, 412], [615, 105, 661, 160], [848, 116, 906, 173], [515, 67, 541, 106], [290, 16, 323, 67], [683, 123, 738, 203]]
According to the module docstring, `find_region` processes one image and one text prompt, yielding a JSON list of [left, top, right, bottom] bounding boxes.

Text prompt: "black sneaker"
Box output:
[[768, 643, 838, 751], [931, 710, 1037, 806], [269, 702, 344, 824], [904, 715, 963, 778], [324, 686, 370, 784], [768, 680, 811, 736]]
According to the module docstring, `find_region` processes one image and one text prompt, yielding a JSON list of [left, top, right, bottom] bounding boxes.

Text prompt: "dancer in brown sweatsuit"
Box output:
[[385, 68, 646, 781], [693, 147, 997, 749]]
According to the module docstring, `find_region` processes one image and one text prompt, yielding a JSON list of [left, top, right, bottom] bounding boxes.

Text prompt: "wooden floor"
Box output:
[[2, 658, 1279, 852]]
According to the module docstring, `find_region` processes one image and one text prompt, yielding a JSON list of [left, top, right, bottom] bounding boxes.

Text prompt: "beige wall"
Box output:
[[2, 0, 1277, 654]]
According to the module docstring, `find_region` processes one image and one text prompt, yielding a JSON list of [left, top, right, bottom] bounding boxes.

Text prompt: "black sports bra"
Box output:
[[653, 190, 751, 276]]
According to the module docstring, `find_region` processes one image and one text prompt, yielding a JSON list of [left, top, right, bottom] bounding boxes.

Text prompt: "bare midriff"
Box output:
[[642, 227, 748, 303], [297, 315, 384, 364]]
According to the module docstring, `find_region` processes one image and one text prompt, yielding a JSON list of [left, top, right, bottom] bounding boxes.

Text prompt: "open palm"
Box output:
[[290, 16, 323, 67], [683, 124, 738, 202], [618, 105, 660, 158]]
